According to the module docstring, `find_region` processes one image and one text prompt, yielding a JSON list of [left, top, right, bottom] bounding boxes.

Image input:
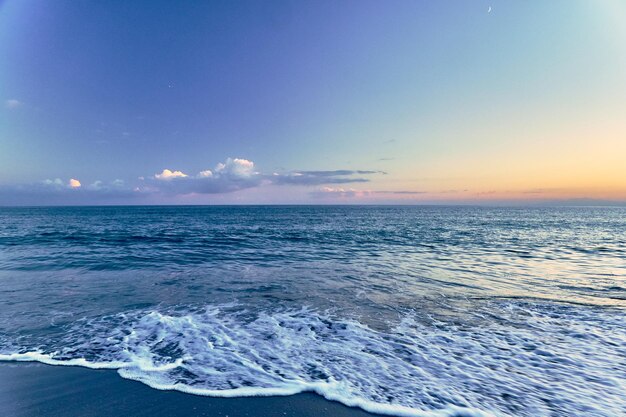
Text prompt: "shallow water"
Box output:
[[0, 206, 625, 416]]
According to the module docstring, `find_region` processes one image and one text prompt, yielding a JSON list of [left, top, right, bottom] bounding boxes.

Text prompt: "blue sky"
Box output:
[[1, 1, 625, 204]]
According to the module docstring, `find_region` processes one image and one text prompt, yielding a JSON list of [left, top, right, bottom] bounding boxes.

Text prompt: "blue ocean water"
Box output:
[[0, 206, 624, 416]]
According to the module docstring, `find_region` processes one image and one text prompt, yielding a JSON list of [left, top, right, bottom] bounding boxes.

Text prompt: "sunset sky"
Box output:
[[1, 0, 625, 205]]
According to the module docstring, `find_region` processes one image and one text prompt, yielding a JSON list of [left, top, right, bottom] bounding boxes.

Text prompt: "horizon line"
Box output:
[[2, 200, 626, 209]]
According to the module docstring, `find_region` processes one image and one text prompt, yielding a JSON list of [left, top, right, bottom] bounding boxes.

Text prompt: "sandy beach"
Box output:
[[0, 362, 381, 417]]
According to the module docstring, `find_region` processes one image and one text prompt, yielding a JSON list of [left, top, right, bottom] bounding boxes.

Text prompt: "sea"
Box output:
[[0, 206, 624, 417]]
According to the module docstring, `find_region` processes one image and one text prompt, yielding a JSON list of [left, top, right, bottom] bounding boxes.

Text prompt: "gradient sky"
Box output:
[[1, 0, 625, 205]]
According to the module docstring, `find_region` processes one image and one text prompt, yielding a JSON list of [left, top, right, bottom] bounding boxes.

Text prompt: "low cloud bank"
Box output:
[[0, 179, 138, 205], [271, 170, 384, 186], [0, 158, 394, 205], [144, 159, 384, 194], [310, 187, 425, 198]]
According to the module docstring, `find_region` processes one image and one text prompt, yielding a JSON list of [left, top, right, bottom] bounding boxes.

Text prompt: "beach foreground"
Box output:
[[0, 362, 383, 417]]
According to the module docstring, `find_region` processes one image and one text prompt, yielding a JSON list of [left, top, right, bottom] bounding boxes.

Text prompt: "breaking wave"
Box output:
[[2, 300, 625, 417]]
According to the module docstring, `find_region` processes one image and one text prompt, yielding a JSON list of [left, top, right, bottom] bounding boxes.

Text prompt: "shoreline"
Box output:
[[0, 362, 383, 417]]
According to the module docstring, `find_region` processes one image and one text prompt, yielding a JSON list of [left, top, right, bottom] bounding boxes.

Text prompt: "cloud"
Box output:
[[139, 161, 388, 195], [88, 180, 104, 190], [155, 169, 188, 180], [146, 158, 262, 195], [310, 187, 425, 198], [272, 170, 384, 186], [88, 180, 123, 190], [311, 187, 365, 198], [4, 99, 22, 109], [154, 159, 256, 183], [215, 158, 256, 178], [41, 178, 83, 190], [0, 179, 139, 205], [145, 159, 386, 195], [41, 178, 125, 192], [0, 158, 390, 204], [521, 188, 562, 195], [85, 179, 128, 192], [43, 178, 65, 188], [299, 170, 384, 176]]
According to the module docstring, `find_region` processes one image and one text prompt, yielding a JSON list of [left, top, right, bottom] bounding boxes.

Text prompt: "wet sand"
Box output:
[[0, 362, 382, 417]]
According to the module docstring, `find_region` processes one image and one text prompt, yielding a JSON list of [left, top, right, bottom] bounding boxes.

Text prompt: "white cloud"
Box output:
[[4, 99, 22, 109], [214, 158, 255, 178], [69, 179, 81, 188], [155, 169, 188, 180], [146, 158, 261, 195]]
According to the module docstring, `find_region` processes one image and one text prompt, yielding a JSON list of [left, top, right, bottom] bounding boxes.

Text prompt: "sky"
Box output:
[[1, 0, 625, 205]]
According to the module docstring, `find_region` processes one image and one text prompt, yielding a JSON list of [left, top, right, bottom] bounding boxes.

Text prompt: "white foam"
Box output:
[[0, 351, 126, 369], [0, 353, 492, 417], [2, 302, 625, 417]]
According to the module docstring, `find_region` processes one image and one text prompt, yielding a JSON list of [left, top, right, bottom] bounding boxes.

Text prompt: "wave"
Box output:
[[1, 302, 625, 417]]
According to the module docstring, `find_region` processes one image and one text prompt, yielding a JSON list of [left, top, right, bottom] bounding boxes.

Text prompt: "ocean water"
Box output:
[[0, 206, 624, 417]]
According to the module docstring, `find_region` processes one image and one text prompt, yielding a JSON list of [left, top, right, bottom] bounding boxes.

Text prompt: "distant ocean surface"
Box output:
[[0, 206, 624, 417]]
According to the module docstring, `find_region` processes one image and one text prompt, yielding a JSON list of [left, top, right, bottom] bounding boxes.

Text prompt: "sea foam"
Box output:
[[2, 301, 624, 417]]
